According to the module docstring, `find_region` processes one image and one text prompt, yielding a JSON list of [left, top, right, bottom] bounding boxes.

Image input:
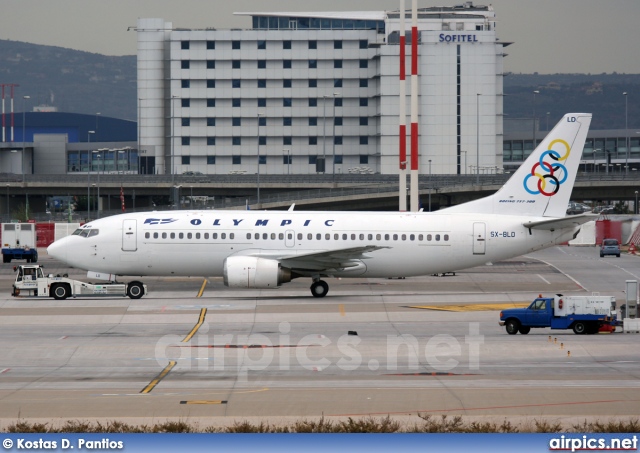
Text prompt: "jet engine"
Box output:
[[223, 256, 292, 289]]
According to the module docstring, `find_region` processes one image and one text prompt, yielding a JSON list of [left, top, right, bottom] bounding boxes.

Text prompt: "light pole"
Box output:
[[532, 90, 539, 151], [171, 95, 179, 208], [593, 149, 598, 173], [283, 149, 290, 175], [5, 184, 9, 219], [332, 92, 340, 182], [428, 159, 432, 212], [636, 190, 638, 215], [87, 130, 95, 219], [624, 92, 628, 175], [322, 95, 330, 174], [257, 112, 264, 205], [546, 112, 550, 131], [22, 95, 30, 183], [461, 151, 467, 175], [476, 93, 481, 185]]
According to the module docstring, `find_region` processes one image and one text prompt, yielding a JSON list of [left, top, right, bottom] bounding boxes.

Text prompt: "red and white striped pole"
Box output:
[[410, 0, 420, 212], [398, 0, 407, 211]]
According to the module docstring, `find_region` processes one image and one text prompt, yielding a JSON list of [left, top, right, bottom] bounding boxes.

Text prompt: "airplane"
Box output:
[[47, 113, 593, 298]]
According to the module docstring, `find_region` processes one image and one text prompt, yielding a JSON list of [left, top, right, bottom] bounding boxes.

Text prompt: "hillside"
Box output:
[[0, 39, 637, 129]]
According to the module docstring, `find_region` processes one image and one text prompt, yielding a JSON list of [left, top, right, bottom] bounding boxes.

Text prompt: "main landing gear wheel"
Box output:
[[310, 280, 329, 298]]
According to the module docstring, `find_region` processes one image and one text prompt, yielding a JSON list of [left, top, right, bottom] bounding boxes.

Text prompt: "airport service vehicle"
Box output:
[[11, 265, 147, 300], [600, 238, 621, 258], [499, 294, 618, 335], [47, 114, 593, 298], [2, 223, 38, 263]]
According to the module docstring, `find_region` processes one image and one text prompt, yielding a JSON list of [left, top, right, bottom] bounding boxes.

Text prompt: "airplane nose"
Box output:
[[47, 239, 68, 262]]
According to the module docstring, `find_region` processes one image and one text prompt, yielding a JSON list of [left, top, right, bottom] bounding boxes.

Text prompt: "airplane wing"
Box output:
[[261, 245, 390, 272], [523, 213, 597, 231]]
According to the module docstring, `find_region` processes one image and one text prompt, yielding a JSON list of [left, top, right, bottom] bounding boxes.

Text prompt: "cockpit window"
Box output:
[[88, 229, 100, 237], [80, 230, 90, 237], [72, 229, 84, 235]]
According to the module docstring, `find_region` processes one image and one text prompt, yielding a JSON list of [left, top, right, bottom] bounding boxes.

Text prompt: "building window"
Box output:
[[360, 155, 369, 164], [283, 137, 292, 146], [232, 155, 241, 164], [232, 41, 241, 49], [181, 60, 190, 69], [309, 137, 317, 145], [181, 155, 190, 165], [283, 60, 292, 69], [309, 40, 317, 49], [206, 60, 215, 69], [309, 117, 317, 126], [207, 156, 216, 164], [181, 41, 189, 50], [334, 137, 342, 145], [360, 98, 369, 107], [309, 156, 317, 164], [334, 79, 342, 88], [207, 79, 215, 88], [232, 98, 241, 107], [232, 137, 241, 146], [181, 79, 190, 88], [283, 79, 292, 88], [360, 117, 368, 126], [258, 117, 266, 126], [181, 118, 190, 127], [283, 98, 292, 107], [283, 117, 292, 126], [232, 117, 241, 126], [206, 41, 215, 49], [334, 98, 342, 107], [207, 98, 216, 107], [360, 136, 368, 145], [359, 79, 368, 87], [309, 60, 317, 69], [359, 40, 368, 49], [334, 154, 343, 163], [259, 136, 266, 145], [359, 59, 368, 69], [181, 137, 190, 146], [207, 137, 216, 146], [181, 98, 190, 107], [257, 98, 267, 107], [283, 40, 291, 49], [334, 60, 342, 69], [309, 79, 317, 88], [232, 60, 241, 69], [232, 79, 241, 88], [309, 98, 317, 107], [334, 40, 342, 49], [283, 155, 292, 165], [334, 117, 343, 126], [257, 40, 266, 49], [257, 60, 266, 69], [258, 79, 267, 88], [259, 155, 266, 165], [207, 117, 216, 126]]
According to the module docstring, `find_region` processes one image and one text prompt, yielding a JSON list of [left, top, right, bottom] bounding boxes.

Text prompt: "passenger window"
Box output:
[[247, 233, 252, 239], [342, 234, 348, 240], [179, 233, 184, 239], [393, 234, 398, 241], [435, 234, 441, 241], [88, 229, 100, 237], [298, 233, 303, 240], [221, 233, 226, 239], [351, 234, 356, 240], [196, 233, 201, 239], [171, 232, 176, 239], [153, 232, 158, 239], [359, 234, 364, 240], [334, 234, 339, 240], [187, 233, 192, 239], [271, 233, 276, 240], [410, 234, 415, 241], [212, 233, 218, 239], [316, 233, 321, 240], [376, 234, 381, 240], [263, 233, 268, 240], [368, 234, 373, 240], [418, 234, 423, 241], [145, 232, 150, 239], [255, 233, 260, 239], [326, 233, 330, 240], [385, 234, 389, 241], [279, 233, 284, 240], [230, 233, 234, 239], [308, 233, 313, 240], [427, 234, 432, 241], [162, 232, 167, 239], [288, 233, 292, 240], [204, 233, 209, 239], [444, 234, 449, 241], [401, 234, 406, 241]]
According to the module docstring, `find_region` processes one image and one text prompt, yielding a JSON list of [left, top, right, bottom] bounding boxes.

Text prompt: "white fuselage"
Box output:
[[48, 210, 577, 278]]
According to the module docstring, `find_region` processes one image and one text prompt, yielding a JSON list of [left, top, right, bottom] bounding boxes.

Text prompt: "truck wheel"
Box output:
[[52, 284, 70, 300], [32, 252, 38, 263], [127, 281, 144, 299], [505, 319, 520, 335], [518, 326, 531, 335], [2, 255, 9, 263], [573, 322, 586, 335]]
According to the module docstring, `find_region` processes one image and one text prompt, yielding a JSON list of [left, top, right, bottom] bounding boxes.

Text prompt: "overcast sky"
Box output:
[[1, 0, 638, 74]]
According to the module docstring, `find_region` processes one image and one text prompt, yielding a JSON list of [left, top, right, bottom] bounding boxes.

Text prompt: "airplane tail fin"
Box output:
[[444, 113, 592, 217]]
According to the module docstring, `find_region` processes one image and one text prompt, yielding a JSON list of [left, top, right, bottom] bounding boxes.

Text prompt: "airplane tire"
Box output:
[[52, 284, 70, 300], [505, 319, 519, 335], [310, 280, 329, 298], [127, 281, 145, 299]]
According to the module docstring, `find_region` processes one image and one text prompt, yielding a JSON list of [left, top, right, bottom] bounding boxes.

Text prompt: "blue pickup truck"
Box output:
[[499, 295, 617, 335]]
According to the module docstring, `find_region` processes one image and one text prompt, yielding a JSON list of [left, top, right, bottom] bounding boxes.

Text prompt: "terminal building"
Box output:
[[136, 3, 506, 176]]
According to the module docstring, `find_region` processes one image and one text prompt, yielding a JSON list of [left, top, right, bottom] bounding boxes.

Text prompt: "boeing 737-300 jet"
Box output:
[[47, 113, 593, 298]]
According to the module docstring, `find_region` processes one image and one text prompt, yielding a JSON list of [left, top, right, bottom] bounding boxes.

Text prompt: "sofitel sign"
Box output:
[[439, 34, 478, 42]]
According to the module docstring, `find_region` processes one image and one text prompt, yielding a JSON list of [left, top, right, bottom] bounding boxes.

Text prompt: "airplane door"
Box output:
[[122, 219, 137, 251], [473, 222, 486, 255], [285, 230, 295, 248]]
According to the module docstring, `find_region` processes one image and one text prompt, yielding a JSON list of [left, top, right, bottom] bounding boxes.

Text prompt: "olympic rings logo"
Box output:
[[523, 139, 571, 197]]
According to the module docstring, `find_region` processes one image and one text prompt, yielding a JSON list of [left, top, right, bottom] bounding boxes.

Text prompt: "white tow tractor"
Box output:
[[11, 265, 147, 300]]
